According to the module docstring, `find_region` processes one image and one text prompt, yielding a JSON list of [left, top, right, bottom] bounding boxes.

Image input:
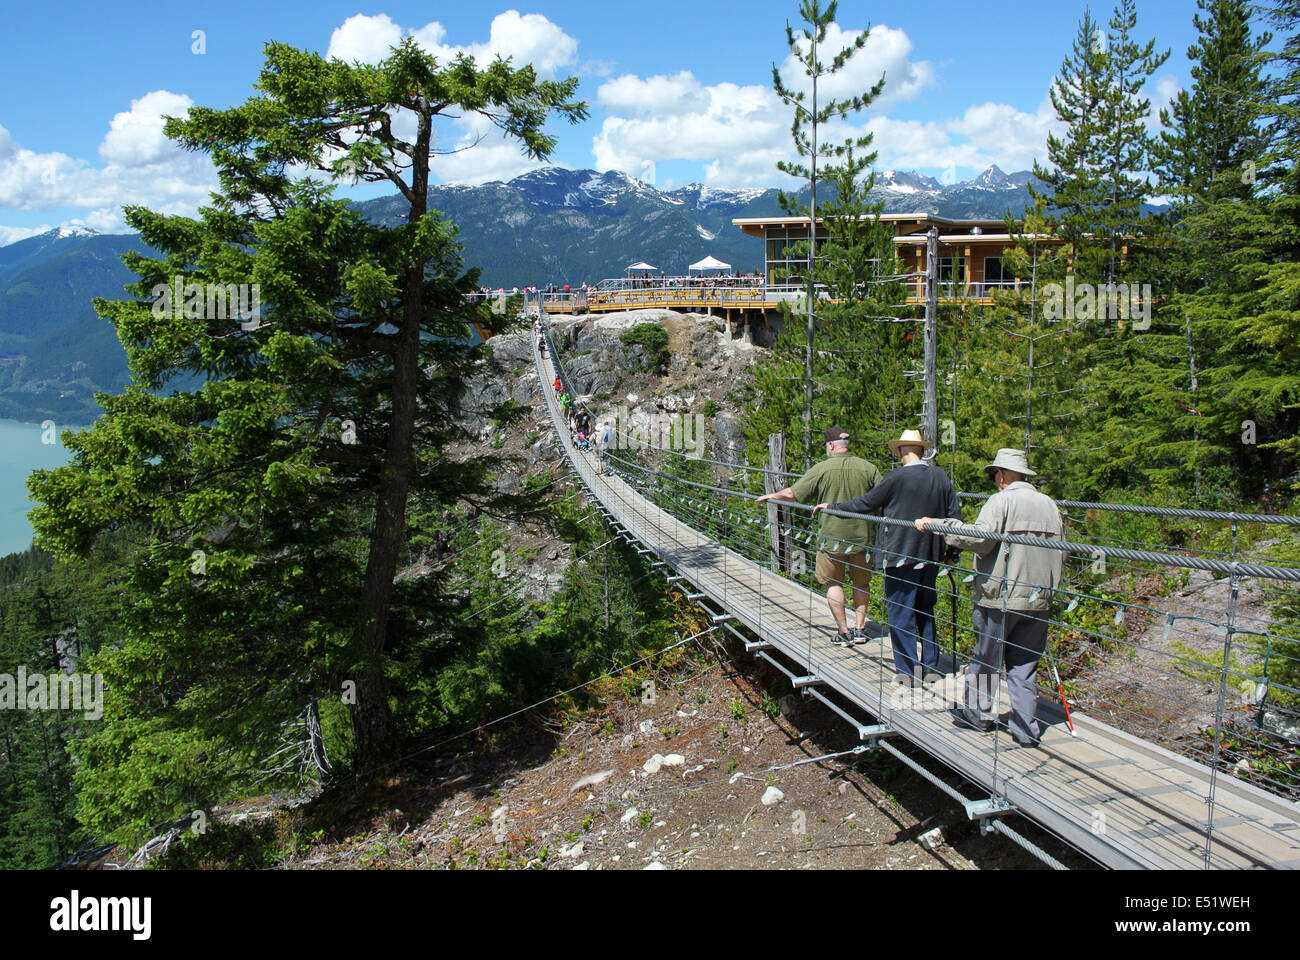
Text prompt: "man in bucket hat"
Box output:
[[757, 427, 881, 646], [816, 429, 959, 684], [915, 448, 1063, 747]]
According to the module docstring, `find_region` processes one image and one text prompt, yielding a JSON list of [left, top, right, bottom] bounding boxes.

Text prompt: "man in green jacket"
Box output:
[[757, 427, 882, 646], [916, 449, 1063, 746]]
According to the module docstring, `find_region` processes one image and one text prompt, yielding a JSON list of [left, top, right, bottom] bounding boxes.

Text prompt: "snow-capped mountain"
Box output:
[[499, 168, 662, 211], [354, 165, 1045, 287], [874, 169, 945, 194], [667, 184, 770, 210]]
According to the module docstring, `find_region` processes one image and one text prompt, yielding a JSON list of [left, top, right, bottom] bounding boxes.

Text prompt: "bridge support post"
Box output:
[[923, 226, 938, 449], [765, 433, 792, 574]]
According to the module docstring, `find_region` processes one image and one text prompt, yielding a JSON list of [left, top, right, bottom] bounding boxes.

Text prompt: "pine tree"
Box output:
[[770, 0, 890, 467], [28, 37, 586, 835], [1032, 10, 1110, 270], [1154, 0, 1271, 206], [1027, 3, 1172, 496], [1191, 0, 1300, 488], [1096, 0, 1170, 281], [750, 0, 913, 478]]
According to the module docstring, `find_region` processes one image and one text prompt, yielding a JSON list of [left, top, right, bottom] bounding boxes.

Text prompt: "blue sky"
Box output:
[[0, 1, 1215, 242]]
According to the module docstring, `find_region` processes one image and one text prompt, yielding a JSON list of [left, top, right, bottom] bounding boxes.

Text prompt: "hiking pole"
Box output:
[[948, 567, 958, 676], [1043, 636, 1076, 737]]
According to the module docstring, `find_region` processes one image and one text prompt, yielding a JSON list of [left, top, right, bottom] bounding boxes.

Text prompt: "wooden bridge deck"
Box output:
[[534, 345, 1300, 870]]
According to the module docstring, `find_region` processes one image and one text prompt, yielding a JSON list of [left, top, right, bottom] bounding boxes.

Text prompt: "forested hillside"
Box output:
[[0, 0, 1297, 869]]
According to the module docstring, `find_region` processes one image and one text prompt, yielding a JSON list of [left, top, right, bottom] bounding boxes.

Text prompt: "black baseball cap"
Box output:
[[824, 426, 850, 443]]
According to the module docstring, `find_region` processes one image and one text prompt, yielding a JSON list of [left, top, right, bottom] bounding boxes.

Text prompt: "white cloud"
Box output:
[[327, 13, 405, 63], [589, 21, 948, 186], [0, 124, 86, 210], [777, 22, 935, 113], [99, 90, 195, 167], [326, 11, 578, 79], [0, 92, 219, 233], [581, 58, 616, 78], [593, 77, 789, 185], [477, 10, 578, 78], [1151, 73, 1181, 128], [591, 40, 1063, 189], [0, 224, 53, 247], [598, 71, 710, 116]]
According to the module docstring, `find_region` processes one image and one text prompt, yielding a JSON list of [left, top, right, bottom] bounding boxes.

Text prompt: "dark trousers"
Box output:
[[963, 606, 1049, 744], [883, 562, 939, 678]]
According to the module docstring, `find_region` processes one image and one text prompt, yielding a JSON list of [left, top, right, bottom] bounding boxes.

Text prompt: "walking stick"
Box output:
[[1043, 637, 1076, 737], [948, 569, 958, 676]]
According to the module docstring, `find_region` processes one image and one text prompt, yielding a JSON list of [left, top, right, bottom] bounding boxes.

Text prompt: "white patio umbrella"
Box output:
[[688, 255, 732, 274]]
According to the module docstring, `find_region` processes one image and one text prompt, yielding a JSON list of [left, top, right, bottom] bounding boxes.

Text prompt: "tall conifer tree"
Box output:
[[29, 38, 586, 835]]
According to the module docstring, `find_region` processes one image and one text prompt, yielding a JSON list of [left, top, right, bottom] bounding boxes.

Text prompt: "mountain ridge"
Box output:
[[0, 164, 1054, 423]]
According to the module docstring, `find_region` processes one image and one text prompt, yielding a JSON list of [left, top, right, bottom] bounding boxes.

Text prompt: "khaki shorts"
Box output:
[[815, 550, 872, 591]]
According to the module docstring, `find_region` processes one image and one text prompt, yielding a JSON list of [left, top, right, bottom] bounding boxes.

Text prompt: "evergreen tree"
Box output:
[[1097, 0, 1171, 281], [1032, 10, 1111, 270], [28, 37, 585, 837], [770, 0, 890, 467], [1025, 2, 1172, 496], [1153, 0, 1271, 206], [1144, 0, 1296, 500], [750, 0, 912, 478]]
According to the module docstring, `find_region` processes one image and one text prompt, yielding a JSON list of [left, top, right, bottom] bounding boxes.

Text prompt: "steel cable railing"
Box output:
[[536, 311, 1300, 868], [599, 450, 1300, 768]]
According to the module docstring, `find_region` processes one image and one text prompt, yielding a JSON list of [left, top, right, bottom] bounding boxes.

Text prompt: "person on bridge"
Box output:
[[757, 427, 882, 647], [915, 448, 1063, 747], [574, 405, 593, 439], [817, 429, 959, 685]]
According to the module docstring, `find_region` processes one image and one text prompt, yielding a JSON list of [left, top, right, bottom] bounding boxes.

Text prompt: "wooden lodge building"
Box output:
[[734, 212, 1034, 299], [555, 212, 1053, 346]]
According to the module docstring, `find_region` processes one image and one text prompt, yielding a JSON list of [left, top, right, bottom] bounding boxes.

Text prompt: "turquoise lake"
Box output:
[[0, 419, 78, 558]]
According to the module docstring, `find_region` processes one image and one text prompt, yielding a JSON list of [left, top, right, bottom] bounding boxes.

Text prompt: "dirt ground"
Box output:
[[1079, 569, 1273, 741], [267, 650, 1092, 871]]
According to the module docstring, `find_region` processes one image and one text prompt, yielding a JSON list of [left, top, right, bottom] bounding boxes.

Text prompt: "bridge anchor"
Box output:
[[965, 797, 1017, 834]]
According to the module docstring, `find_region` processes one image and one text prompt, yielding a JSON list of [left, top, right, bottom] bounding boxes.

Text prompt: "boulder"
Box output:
[[714, 410, 745, 462], [487, 331, 533, 365]]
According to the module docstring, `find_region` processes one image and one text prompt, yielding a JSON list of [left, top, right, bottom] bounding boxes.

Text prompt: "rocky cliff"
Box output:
[[449, 307, 760, 603]]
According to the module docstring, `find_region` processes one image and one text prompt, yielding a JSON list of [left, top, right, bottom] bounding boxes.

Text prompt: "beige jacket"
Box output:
[[941, 481, 1063, 611]]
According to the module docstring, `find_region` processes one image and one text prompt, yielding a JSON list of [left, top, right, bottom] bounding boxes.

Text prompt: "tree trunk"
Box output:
[[351, 105, 433, 775], [765, 433, 790, 573], [306, 699, 330, 777]]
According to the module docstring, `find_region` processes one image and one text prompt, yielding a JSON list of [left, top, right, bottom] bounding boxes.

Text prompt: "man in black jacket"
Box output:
[[815, 429, 959, 684]]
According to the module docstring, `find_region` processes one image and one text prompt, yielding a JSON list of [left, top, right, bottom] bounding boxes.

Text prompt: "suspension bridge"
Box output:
[[533, 319, 1300, 870]]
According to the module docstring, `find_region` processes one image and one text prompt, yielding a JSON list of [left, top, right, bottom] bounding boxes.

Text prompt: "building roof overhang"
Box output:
[[731, 212, 1014, 238]]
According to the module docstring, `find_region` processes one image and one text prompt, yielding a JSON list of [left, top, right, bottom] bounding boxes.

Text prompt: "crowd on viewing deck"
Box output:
[[468, 271, 769, 304]]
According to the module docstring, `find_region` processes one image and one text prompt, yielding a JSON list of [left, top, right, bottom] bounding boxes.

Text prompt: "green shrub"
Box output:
[[620, 324, 670, 371]]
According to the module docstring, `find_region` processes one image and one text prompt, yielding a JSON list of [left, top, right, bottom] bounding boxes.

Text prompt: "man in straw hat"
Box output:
[[915, 448, 1063, 747], [816, 429, 959, 684], [757, 426, 882, 646]]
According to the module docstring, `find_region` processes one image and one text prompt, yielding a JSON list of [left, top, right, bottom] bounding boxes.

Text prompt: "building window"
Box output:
[[938, 257, 966, 283], [765, 225, 827, 287]]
